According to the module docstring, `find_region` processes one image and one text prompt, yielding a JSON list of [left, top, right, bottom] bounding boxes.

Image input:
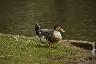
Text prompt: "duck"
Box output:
[[34, 24, 65, 48]]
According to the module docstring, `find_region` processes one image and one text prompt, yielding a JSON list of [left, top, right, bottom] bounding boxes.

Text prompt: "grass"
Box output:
[[0, 33, 90, 64]]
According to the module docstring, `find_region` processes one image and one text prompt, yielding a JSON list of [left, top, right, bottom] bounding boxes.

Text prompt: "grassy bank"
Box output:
[[0, 33, 90, 64]]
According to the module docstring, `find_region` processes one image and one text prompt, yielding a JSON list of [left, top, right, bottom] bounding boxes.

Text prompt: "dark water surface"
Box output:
[[0, 0, 96, 41]]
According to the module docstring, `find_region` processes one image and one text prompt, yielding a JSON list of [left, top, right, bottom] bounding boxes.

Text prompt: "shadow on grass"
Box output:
[[35, 43, 58, 49], [36, 44, 48, 48]]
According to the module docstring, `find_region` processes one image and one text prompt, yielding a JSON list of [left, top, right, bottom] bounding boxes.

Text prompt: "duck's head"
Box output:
[[54, 25, 65, 32]]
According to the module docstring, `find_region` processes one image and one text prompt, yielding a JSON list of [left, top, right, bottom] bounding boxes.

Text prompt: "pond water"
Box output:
[[0, 0, 96, 41]]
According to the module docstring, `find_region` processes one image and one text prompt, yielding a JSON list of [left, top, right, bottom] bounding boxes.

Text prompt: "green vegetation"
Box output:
[[0, 33, 89, 64]]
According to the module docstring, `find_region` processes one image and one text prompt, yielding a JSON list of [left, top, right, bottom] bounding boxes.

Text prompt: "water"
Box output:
[[0, 0, 96, 41]]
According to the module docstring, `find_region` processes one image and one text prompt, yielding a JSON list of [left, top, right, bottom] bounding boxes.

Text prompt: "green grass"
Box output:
[[0, 33, 89, 64]]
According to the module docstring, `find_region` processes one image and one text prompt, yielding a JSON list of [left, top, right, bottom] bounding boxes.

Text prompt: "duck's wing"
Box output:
[[39, 29, 54, 37], [40, 29, 53, 33], [40, 29, 49, 32]]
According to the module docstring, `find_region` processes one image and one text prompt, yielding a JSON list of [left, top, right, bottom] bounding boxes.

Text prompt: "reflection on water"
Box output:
[[0, 0, 96, 41]]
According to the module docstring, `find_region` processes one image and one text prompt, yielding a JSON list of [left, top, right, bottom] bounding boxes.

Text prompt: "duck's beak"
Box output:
[[60, 28, 66, 32]]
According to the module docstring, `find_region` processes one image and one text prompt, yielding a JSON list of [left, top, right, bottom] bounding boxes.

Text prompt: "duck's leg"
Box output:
[[48, 43, 52, 48]]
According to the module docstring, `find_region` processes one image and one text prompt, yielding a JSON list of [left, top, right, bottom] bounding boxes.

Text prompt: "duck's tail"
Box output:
[[34, 24, 41, 36]]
